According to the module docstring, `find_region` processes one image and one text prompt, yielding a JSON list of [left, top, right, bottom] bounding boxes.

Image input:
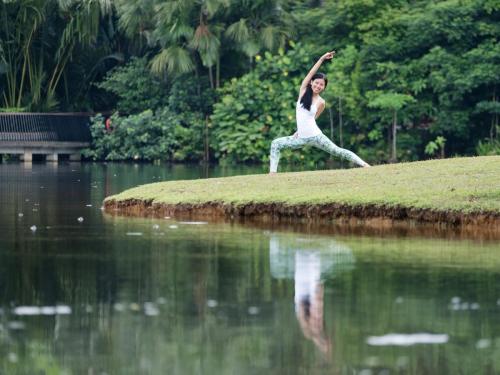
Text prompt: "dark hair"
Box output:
[[300, 73, 328, 111]]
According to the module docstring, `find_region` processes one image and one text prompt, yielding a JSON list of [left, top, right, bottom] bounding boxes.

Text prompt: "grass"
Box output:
[[105, 156, 500, 213]]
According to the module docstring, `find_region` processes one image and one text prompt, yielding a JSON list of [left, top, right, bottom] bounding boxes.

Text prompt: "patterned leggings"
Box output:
[[270, 133, 367, 173]]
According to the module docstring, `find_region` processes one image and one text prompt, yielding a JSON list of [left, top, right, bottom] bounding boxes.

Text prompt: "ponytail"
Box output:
[[300, 85, 314, 111]]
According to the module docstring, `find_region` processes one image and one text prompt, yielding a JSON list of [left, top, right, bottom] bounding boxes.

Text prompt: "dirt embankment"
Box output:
[[104, 198, 500, 229]]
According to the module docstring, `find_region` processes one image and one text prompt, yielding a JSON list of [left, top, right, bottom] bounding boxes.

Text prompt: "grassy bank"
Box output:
[[104, 156, 500, 224]]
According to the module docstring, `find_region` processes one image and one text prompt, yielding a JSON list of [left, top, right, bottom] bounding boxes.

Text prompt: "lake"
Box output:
[[0, 162, 499, 374]]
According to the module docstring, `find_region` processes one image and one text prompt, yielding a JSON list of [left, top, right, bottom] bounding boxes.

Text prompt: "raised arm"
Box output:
[[299, 51, 335, 97]]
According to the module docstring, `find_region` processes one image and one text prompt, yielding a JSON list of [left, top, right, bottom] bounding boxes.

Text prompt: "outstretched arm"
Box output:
[[299, 51, 335, 97]]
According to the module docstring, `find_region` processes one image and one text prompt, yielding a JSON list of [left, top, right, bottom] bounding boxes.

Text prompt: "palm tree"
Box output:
[[146, 0, 229, 89], [224, 0, 293, 69], [0, 0, 115, 111], [139, 0, 292, 88], [0, 0, 45, 110], [114, 0, 156, 52]]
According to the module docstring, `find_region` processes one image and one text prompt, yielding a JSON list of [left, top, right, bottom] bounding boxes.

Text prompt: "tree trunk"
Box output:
[[216, 57, 220, 89], [495, 112, 499, 141], [208, 66, 214, 89], [392, 110, 397, 162], [338, 97, 343, 147], [194, 65, 202, 110], [490, 89, 497, 141], [204, 115, 210, 162]]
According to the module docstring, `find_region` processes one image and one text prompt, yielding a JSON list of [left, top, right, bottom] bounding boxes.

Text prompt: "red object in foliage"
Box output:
[[105, 118, 111, 131]]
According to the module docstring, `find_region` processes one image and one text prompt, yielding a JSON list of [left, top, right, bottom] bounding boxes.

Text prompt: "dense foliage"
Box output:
[[1, 0, 499, 162], [290, 0, 500, 161], [85, 62, 215, 161], [212, 44, 313, 164], [83, 109, 206, 162], [0, 0, 120, 112], [95, 57, 170, 114]]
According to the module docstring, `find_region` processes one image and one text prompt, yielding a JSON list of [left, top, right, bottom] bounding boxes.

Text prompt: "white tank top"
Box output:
[[296, 99, 322, 138]]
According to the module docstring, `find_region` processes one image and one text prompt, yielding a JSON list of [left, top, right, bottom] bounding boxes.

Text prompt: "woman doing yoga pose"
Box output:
[[269, 51, 370, 173]]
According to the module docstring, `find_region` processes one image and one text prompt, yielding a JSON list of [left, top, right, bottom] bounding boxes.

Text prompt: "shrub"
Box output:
[[476, 139, 500, 156], [83, 109, 205, 161], [95, 57, 169, 114], [211, 43, 321, 164]]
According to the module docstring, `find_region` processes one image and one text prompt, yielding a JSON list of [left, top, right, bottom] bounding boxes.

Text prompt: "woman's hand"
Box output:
[[300, 50, 336, 95], [321, 51, 335, 61]]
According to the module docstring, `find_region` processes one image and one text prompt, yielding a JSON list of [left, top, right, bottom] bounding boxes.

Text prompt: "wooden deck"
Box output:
[[0, 113, 92, 162]]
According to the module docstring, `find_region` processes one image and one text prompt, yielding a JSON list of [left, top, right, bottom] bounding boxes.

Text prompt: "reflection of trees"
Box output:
[[0, 341, 69, 374], [0, 163, 100, 306], [1, 193, 500, 375]]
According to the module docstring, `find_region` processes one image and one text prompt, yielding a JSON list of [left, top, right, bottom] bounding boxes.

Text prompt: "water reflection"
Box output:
[[1, 163, 500, 374], [269, 233, 354, 356]]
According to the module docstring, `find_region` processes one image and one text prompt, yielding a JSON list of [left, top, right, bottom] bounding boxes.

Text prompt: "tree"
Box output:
[[224, 0, 293, 70], [322, 45, 363, 148], [145, 0, 230, 88], [95, 57, 169, 114], [0, 0, 116, 111], [211, 44, 311, 162], [118, 0, 293, 88], [424, 136, 446, 159], [367, 91, 415, 162]]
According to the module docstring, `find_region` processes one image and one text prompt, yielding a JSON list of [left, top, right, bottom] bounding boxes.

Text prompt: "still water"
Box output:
[[0, 162, 499, 375]]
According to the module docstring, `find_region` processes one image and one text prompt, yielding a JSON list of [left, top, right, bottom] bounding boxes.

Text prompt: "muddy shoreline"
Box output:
[[104, 199, 500, 239]]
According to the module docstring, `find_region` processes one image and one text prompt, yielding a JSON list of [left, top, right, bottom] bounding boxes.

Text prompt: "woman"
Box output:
[[269, 51, 370, 173]]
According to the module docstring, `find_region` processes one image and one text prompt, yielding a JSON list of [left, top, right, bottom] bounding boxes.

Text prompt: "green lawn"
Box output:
[[105, 156, 500, 213]]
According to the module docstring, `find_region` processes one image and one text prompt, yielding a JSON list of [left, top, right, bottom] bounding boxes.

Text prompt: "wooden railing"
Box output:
[[0, 113, 92, 161]]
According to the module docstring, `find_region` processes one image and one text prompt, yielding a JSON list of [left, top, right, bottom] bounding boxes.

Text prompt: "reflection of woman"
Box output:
[[269, 234, 355, 356], [294, 251, 331, 355]]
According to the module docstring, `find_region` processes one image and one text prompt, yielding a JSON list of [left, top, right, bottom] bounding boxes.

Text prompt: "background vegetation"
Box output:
[[1, 0, 499, 164]]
